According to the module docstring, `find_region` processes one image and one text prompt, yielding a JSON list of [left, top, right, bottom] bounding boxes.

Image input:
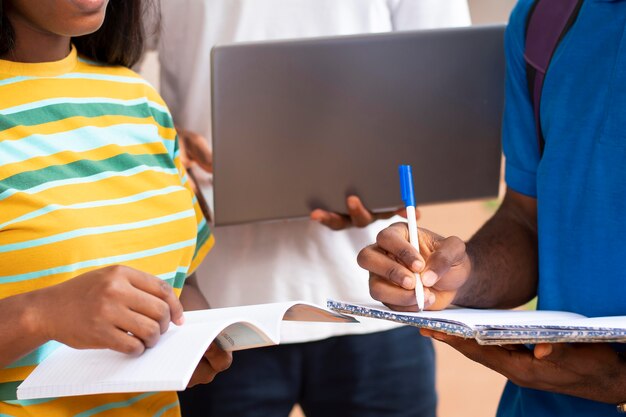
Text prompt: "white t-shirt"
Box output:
[[154, 0, 471, 343]]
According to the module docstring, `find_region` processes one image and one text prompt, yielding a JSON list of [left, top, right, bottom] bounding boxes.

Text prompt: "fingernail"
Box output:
[[422, 270, 438, 287], [411, 260, 424, 271], [402, 276, 414, 290], [347, 198, 358, 210]]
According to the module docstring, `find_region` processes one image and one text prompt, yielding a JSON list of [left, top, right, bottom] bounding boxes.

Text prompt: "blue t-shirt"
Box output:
[[500, 0, 626, 416]]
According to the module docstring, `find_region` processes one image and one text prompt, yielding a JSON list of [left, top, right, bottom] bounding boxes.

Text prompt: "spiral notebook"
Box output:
[[328, 300, 626, 345], [17, 302, 357, 400]]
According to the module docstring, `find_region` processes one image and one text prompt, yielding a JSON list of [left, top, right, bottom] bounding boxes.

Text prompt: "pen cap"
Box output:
[[399, 165, 416, 207]]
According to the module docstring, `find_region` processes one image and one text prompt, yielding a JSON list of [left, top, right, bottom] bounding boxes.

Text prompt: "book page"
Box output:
[[18, 301, 356, 400], [186, 301, 357, 350], [17, 321, 221, 400]]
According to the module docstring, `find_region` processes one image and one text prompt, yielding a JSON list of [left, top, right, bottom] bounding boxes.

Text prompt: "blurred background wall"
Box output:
[[469, 0, 517, 24]]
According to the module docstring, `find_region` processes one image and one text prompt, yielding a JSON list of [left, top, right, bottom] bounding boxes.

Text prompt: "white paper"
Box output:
[[17, 301, 357, 400]]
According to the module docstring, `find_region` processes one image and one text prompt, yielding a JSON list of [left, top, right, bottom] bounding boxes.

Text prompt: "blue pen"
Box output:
[[399, 165, 425, 311]]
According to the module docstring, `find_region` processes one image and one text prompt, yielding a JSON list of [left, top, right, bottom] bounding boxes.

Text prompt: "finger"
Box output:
[[310, 209, 351, 230], [125, 291, 171, 334], [359, 245, 418, 290], [425, 331, 533, 380], [185, 136, 213, 173], [346, 196, 374, 227], [204, 342, 233, 373], [533, 343, 573, 361], [423, 288, 437, 308], [424, 289, 459, 311], [125, 269, 185, 325], [176, 135, 191, 168], [115, 310, 163, 349], [420, 328, 438, 338], [369, 274, 421, 308], [421, 236, 467, 288], [107, 328, 146, 356], [382, 301, 420, 312], [187, 358, 216, 387], [374, 223, 425, 272]]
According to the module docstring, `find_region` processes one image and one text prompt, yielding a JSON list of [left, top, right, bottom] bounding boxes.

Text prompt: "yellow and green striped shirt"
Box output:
[[0, 46, 213, 416]]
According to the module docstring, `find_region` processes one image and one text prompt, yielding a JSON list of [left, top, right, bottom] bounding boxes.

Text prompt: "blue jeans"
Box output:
[[178, 326, 436, 417]]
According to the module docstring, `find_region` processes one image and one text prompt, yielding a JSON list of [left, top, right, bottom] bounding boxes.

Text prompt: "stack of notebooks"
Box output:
[[327, 300, 626, 345]]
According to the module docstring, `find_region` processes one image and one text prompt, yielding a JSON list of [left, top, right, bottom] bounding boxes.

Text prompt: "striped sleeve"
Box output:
[[172, 136, 214, 277], [144, 87, 214, 280]]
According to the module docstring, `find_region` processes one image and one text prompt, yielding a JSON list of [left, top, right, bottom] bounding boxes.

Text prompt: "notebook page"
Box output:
[[186, 301, 357, 349], [17, 321, 220, 400], [520, 315, 626, 329], [328, 301, 584, 330], [18, 302, 357, 399]]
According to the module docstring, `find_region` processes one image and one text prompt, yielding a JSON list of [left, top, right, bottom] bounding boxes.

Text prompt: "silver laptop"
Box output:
[[212, 25, 505, 226]]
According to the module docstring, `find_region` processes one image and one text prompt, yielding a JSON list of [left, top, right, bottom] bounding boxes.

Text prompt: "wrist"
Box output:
[[19, 290, 53, 346], [450, 241, 474, 306]]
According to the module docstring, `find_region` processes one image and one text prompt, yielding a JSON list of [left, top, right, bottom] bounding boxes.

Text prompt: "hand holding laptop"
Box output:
[[310, 195, 419, 231]]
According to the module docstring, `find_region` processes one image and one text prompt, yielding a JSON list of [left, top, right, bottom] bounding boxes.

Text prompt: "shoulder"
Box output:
[[507, 1, 535, 39], [74, 56, 167, 106], [505, 0, 536, 58]]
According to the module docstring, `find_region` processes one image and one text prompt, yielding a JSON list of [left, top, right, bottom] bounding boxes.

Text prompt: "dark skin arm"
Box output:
[[455, 188, 538, 308], [311, 196, 414, 230], [421, 330, 626, 404], [358, 187, 626, 404], [359, 188, 537, 311]]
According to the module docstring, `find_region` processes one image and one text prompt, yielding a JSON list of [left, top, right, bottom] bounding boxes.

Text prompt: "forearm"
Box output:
[[0, 291, 48, 369], [454, 190, 538, 309]]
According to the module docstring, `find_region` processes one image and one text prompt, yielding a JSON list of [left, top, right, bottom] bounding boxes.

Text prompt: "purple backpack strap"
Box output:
[[524, 0, 584, 155]]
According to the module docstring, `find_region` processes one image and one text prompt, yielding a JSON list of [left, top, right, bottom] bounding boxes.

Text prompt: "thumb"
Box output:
[[421, 236, 467, 288], [346, 196, 374, 228], [534, 343, 563, 360]]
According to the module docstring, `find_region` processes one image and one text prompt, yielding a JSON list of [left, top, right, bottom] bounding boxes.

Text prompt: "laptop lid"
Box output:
[[211, 25, 505, 226]]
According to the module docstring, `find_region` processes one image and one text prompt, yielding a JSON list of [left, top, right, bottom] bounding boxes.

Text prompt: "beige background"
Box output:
[[143, 1, 518, 416]]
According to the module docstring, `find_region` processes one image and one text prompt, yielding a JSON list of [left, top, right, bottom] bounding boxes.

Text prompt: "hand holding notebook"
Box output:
[[17, 302, 357, 400], [328, 300, 626, 345]]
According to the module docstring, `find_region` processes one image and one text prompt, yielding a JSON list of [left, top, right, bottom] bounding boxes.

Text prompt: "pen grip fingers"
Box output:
[[358, 244, 417, 290], [368, 275, 422, 310], [374, 223, 425, 271]]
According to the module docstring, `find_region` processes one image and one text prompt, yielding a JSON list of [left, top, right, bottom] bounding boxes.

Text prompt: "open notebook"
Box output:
[[328, 300, 626, 345], [17, 302, 357, 400]]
